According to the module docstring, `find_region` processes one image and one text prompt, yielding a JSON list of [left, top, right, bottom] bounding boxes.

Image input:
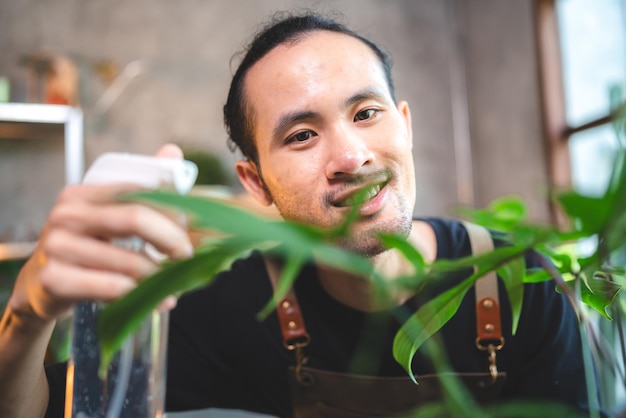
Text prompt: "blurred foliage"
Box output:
[[181, 147, 232, 186], [0, 259, 70, 363], [0, 258, 25, 314]]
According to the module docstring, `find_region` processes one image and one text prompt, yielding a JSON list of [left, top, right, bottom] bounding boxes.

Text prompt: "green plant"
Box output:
[[95, 105, 626, 416], [1, 259, 71, 364], [0, 259, 25, 314], [181, 147, 233, 186]]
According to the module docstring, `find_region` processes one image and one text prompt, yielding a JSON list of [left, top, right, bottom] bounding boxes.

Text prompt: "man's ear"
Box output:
[[235, 160, 273, 206], [397, 100, 413, 149]]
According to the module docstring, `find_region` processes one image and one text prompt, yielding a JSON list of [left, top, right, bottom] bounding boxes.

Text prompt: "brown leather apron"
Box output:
[[266, 222, 505, 418], [288, 367, 505, 418]]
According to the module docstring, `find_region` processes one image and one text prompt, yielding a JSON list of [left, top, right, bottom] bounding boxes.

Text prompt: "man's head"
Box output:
[[224, 12, 416, 257], [224, 13, 396, 167]]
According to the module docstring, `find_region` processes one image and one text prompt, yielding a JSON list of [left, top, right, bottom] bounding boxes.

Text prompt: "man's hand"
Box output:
[[7, 143, 194, 323], [0, 144, 194, 418]]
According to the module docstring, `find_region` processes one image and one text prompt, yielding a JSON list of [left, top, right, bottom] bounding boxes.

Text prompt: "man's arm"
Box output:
[[0, 282, 56, 418], [0, 145, 193, 418]]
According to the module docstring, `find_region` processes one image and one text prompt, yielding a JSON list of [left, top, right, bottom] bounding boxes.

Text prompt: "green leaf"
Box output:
[[488, 196, 527, 223], [332, 188, 372, 238], [561, 273, 622, 320], [126, 191, 326, 252], [430, 245, 526, 274], [256, 254, 305, 320], [378, 232, 427, 276], [546, 252, 573, 273], [586, 272, 622, 319], [128, 190, 378, 277], [578, 253, 601, 280], [456, 196, 527, 231], [393, 280, 473, 381], [496, 256, 525, 334], [523, 269, 552, 284], [532, 245, 581, 278], [556, 192, 612, 235], [98, 238, 254, 376]]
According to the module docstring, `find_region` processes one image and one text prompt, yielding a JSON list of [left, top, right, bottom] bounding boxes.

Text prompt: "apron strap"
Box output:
[[264, 257, 310, 380], [461, 221, 505, 382]]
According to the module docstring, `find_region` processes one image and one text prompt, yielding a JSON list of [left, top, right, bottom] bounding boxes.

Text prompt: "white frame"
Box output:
[[0, 102, 84, 260], [0, 102, 84, 184]]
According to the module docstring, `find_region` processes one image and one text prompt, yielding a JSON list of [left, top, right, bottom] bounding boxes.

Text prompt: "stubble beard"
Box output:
[[334, 198, 413, 258], [272, 199, 413, 258], [259, 171, 414, 258]]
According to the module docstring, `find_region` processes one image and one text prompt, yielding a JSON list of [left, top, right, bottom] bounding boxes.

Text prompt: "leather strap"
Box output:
[[264, 257, 310, 349], [461, 221, 503, 345]]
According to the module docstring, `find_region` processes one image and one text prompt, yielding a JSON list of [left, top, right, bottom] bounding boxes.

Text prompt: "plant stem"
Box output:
[[580, 318, 602, 418], [533, 251, 601, 418]]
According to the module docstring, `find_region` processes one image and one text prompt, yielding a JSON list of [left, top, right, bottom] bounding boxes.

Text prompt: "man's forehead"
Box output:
[[242, 30, 391, 143], [244, 31, 388, 104], [247, 31, 381, 84], [270, 31, 373, 62]]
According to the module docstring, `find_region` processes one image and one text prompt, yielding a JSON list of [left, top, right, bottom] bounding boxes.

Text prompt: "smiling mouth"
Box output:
[[334, 182, 385, 207]]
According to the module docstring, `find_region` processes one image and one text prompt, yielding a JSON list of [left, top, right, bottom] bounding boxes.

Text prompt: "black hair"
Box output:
[[223, 11, 395, 165]]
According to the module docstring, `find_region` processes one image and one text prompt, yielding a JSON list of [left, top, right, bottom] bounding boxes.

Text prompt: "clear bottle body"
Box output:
[[66, 302, 168, 418]]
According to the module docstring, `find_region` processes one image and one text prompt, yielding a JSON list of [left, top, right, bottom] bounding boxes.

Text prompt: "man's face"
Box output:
[[237, 31, 416, 257]]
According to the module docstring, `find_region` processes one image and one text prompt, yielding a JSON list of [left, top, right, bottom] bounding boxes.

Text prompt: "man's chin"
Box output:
[[336, 227, 412, 258], [335, 237, 388, 258], [342, 217, 413, 257]]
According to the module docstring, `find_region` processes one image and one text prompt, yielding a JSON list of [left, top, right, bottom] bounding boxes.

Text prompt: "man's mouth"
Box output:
[[334, 182, 385, 207]]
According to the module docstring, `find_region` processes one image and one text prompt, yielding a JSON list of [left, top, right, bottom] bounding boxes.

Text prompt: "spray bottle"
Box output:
[[65, 152, 198, 418]]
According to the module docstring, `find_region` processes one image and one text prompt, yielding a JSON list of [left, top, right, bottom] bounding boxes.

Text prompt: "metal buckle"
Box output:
[[286, 336, 311, 383], [476, 337, 505, 383]]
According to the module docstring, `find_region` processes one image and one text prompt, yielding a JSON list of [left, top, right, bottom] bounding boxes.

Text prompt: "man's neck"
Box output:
[[315, 220, 437, 312]]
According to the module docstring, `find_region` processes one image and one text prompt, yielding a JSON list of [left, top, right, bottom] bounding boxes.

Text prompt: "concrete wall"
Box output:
[[463, 0, 550, 221], [0, 0, 550, 244]]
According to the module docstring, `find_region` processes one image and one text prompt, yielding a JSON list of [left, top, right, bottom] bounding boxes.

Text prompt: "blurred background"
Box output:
[[2, 0, 624, 304], [0, 0, 625, 412], [1, 0, 623, 241]]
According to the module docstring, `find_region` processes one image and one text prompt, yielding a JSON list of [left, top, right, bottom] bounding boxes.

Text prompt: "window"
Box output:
[[557, 0, 625, 197], [536, 0, 625, 213], [536, 0, 626, 412]]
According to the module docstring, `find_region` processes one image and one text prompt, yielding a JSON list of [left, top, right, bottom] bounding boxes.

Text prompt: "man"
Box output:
[[0, 12, 591, 418]]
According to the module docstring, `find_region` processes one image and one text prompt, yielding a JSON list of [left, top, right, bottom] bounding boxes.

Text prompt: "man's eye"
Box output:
[[287, 130, 315, 143], [354, 109, 377, 122]]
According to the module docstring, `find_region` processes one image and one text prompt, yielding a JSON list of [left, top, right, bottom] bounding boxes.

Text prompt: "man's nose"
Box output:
[[325, 126, 375, 179]]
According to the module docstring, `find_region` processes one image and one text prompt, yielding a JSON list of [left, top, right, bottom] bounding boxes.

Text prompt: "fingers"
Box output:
[[43, 229, 161, 279], [48, 200, 193, 260], [8, 245, 139, 322], [10, 147, 193, 323], [22, 230, 180, 321], [54, 182, 145, 206], [155, 143, 184, 159], [38, 259, 137, 304], [11, 181, 193, 321], [157, 295, 178, 312], [49, 183, 193, 259]]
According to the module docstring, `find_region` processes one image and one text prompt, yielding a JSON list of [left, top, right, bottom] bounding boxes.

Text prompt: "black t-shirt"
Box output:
[[45, 218, 589, 418]]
